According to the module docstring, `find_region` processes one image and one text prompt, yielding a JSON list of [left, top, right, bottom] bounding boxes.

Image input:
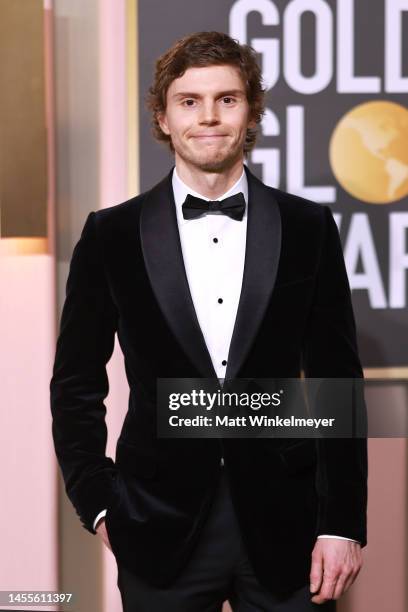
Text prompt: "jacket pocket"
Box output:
[[273, 275, 314, 290]]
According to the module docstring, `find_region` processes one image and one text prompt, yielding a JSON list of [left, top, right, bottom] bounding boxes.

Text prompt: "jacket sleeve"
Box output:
[[50, 211, 119, 534], [302, 205, 368, 546]]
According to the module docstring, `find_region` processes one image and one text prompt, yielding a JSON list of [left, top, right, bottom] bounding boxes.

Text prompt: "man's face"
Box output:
[[158, 64, 256, 172]]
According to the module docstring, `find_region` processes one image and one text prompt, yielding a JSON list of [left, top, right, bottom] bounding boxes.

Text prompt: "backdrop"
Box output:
[[138, 0, 408, 374]]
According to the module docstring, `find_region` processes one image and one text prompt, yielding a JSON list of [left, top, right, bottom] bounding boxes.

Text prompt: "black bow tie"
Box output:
[[182, 192, 246, 221]]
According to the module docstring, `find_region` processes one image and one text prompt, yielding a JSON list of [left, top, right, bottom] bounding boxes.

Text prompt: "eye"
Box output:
[[222, 96, 236, 104], [182, 99, 196, 107]]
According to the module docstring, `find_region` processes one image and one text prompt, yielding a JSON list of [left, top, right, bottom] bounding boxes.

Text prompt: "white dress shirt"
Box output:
[[93, 164, 358, 543], [172, 165, 248, 380]]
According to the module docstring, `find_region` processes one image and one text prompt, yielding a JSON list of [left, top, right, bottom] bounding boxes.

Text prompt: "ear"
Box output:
[[157, 111, 170, 136], [247, 115, 257, 130]]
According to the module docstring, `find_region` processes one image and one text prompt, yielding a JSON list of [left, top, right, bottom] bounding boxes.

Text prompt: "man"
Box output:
[[50, 31, 367, 611]]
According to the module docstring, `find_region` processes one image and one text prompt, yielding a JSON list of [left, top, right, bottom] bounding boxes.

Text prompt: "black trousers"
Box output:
[[116, 468, 336, 612]]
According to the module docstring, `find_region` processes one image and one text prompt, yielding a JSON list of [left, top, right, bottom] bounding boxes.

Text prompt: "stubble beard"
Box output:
[[175, 135, 245, 174]]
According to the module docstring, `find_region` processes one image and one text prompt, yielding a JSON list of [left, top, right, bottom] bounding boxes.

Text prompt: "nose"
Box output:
[[198, 100, 220, 125]]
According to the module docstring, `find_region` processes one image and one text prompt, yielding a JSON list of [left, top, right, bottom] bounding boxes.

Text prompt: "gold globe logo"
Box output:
[[329, 101, 408, 204]]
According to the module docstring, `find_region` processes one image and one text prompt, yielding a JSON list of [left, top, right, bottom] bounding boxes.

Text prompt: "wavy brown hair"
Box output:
[[146, 31, 266, 155]]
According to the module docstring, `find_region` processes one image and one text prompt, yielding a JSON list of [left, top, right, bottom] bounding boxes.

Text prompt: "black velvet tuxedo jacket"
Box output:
[[50, 164, 367, 597]]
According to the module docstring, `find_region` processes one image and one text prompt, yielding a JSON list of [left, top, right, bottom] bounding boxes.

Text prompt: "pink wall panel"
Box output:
[[99, 1, 128, 610], [0, 3, 58, 607], [0, 252, 58, 603]]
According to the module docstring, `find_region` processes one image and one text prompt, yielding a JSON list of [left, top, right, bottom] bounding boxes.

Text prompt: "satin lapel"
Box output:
[[225, 165, 282, 381], [140, 167, 217, 379]]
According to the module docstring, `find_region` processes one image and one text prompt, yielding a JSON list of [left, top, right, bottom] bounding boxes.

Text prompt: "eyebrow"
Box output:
[[172, 89, 245, 100]]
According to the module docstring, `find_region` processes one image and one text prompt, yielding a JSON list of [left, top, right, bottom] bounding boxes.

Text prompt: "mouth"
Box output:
[[192, 134, 227, 139]]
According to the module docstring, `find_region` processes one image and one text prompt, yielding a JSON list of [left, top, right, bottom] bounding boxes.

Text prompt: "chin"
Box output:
[[196, 160, 229, 173], [194, 151, 242, 173]]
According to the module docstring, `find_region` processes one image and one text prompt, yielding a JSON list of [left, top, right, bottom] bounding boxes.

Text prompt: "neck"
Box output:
[[175, 155, 244, 199]]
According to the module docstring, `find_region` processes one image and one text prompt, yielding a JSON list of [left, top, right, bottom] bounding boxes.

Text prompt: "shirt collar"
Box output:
[[172, 164, 248, 225]]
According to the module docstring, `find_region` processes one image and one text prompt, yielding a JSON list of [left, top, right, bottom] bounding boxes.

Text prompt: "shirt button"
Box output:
[[222, 360, 227, 366], [218, 298, 223, 304], [213, 237, 218, 243], [220, 457, 225, 466]]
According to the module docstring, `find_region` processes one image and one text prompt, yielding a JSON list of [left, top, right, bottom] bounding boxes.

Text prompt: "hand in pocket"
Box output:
[[96, 518, 112, 552]]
